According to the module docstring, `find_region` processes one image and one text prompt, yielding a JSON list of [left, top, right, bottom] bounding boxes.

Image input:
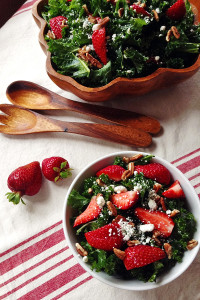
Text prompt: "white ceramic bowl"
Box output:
[[63, 151, 200, 290]]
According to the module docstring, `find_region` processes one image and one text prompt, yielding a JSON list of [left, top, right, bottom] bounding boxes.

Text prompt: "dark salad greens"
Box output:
[[68, 154, 198, 283], [42, 0, 200, 87]]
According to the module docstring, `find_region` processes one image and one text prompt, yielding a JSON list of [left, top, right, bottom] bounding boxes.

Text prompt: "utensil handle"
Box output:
[[56, 120, 152, 147], [51, 93, 160, 134]]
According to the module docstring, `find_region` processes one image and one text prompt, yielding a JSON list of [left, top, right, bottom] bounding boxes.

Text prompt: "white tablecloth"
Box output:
[[0, 1, 200, 299]]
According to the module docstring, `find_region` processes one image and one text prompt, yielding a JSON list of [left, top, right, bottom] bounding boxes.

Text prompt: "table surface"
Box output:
[[0, 1, 200, 299]]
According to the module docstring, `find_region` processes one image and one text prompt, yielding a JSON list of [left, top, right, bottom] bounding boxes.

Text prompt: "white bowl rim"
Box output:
[[63, 151, 200, 291]]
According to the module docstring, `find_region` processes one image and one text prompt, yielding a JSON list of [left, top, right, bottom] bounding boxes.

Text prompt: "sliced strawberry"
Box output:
[[92, 27, 107, 65], [130, 4, 150, 16], [110, 191, 139, 210], [124, 245, 166, 270], [49, 16, 68, 39], [134, 163, 171, 185], [134, 207, 174, 237], [96, 165, 125, 182], [73, 196, 101, 227], [166, 0, 186, 21], [162, 180, 185, 198], [85, 223, 123, 251]]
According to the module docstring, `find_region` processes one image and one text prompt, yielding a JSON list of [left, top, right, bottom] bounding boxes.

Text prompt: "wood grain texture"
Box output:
[[0, 104, 152, 147], [32, 0, 200, 102], [6, 80, 161, 134]]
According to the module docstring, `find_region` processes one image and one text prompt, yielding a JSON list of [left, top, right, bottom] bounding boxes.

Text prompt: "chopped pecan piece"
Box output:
[[170, 209, 180, 217], [160, 197, 167, 211], [130, 153, 143, 161], [96, 178, 105, 186], [153, 237, 162, 246], [127, 240, 140, 246], [112, 215, 127, 223], [93, 16, 110, 30], [88, 15, 97, 24], [123, 156, 130, 164], [113, 248, 126, 260], [118, 8, 124, 17], [85, 53, 102, 68], [186, 239, 198, 250], [75, 243, 88, 256], [121, 170, 132, 180], [128, 162, 135, 175], [88, 187, 93, 194], [152, 229, 161, 238], [47, 30, 56, 39], [171, 26, 180, 39], [107, 201, 117, 216], [82, 4, 90, 15], [61, 19, 68, 29], [152, 9, 159, 21], [153, 183, 162, 193], [164, 243, 172, 259], [166, 29, 172, 42]]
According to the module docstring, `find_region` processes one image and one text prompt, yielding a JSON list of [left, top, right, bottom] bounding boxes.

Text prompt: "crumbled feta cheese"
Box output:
[[148, 199, 157, 210], [145, 236, 151, 244], [133, 183, 142, 192], [83, 19, 90, 29], [160, 26, 166, 31], [82, 256, 88, 263], [166, 210, 172, 215], [155, 56, 160, 61], [112, 34, 117, 41], [118, 219, 135, 241], [134, 171, 138, 176], [96, 195, 105, 208], [92, 24, 99, 31], [127, 27, 131, 34], [155, 8, 160, 13], [126, 70, 132, 74], [114, 185, 127, 194], [139, 224, 154, 232]]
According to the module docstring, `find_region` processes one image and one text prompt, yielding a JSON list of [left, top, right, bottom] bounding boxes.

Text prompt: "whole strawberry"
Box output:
[[166, 0, 186, 21], [42, 156, 72, 182], [6, 161, 42, 205], [49, 16, 68, 39], [92, 27, 107, 65]]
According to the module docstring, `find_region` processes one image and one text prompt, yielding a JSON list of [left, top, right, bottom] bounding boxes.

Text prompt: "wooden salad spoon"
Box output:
[[0, 104, 152, 147], [6, 81, 161, 134]]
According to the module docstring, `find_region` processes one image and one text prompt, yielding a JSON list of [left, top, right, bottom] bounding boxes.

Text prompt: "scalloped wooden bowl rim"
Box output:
[[32, 0, 200, 94]]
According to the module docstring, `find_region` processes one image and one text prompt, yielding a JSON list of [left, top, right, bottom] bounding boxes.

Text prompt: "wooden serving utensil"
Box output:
[[6, 81, 161, 134], [0, 104, 152, 147]]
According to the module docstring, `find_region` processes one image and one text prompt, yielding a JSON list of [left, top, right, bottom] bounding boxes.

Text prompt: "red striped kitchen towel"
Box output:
[[0, 148, 200, 299]]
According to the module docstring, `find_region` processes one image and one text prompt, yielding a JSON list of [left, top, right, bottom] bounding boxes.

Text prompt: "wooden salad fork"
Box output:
[[6, 81, 161, 134], [0, 104, 152, 147]]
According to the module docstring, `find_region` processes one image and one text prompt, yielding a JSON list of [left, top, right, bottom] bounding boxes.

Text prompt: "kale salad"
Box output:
[[42, 0, 200, 87], [67, 154, 198, 283]]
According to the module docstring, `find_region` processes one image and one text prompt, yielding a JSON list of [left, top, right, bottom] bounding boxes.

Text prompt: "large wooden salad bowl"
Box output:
[[32, 0, 200, 102]]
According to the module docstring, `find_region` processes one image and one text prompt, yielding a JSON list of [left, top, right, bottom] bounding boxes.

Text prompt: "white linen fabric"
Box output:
[[0, 2, 199, 299]]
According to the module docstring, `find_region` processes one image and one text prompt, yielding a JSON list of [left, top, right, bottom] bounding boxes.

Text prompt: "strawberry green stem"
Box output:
[[6, 192, 26, 205]]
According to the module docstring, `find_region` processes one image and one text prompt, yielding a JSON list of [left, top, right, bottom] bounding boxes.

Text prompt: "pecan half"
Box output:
[[171, 26, 180, 39], [85, 53, 102, 68], [75, 243, 88, 256], [164, 243, 172, 259], [113, 248, 126, 260], [170, 209, 180, 218], [127, 239, 140, 246], [121, 170, 132, 180], [186, 239, 198, 250], [107, 201, 117, 216]]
